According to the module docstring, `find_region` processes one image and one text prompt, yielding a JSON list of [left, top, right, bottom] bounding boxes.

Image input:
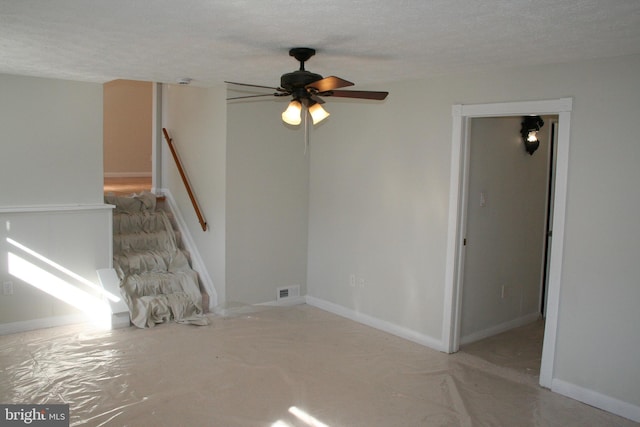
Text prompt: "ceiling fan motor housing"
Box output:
[[280, 70, 323, 92]]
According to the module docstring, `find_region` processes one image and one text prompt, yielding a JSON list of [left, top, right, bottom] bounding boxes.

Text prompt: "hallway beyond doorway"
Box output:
[[460, 319, 545, 377]]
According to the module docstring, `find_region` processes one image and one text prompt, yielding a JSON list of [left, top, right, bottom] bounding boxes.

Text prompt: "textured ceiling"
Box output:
[[2, 0, 640, 88]]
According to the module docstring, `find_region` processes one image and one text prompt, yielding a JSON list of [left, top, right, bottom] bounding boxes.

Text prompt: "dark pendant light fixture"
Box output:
[[520, 116, 545, 155]]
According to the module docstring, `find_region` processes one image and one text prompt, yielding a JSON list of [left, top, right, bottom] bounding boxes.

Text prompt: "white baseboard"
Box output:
[[110, 312, 131, 329], [460, 312, 540, 345], [305, 296, 445, 352], [0, 314, 88, 336], [104, 172, 152, 178], [552, 378, 640, 423]]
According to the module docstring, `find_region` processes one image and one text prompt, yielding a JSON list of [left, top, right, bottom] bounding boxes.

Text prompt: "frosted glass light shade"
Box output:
[[309, 103, 330, 124], [282, 101, 302, 125]]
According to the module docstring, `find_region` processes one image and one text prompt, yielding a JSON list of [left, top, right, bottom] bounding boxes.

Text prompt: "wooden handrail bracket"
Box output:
[[162, 128, 208, 231]]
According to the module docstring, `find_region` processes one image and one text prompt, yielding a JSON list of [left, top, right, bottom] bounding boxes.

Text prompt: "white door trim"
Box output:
[[151, 82, 164, 193], [442, 98, 573, 389]]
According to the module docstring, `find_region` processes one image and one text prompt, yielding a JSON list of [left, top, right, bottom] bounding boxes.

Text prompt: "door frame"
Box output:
[[151, 82, 164, 193], [540, 118, 560, 317], [442, 98, 573, 389]]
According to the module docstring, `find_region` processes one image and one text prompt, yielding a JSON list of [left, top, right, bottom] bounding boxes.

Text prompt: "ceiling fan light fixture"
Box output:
[[282, 100, 302, 125], [309, 103, 330, 125], [227, 48, 389, 127]]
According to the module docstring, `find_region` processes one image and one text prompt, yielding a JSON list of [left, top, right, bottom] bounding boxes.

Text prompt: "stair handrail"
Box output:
[[162, 128, 207, 231]]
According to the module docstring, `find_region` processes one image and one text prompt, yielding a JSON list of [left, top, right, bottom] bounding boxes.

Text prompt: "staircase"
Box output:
[[104, 192, 209, 328]]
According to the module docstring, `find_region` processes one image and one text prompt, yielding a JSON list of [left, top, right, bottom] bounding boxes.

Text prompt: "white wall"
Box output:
[[307, 55, 640, 410], [0, 73, 111, 331], [164, 88, 309, 307], [163, 84, 227, 304], [460, 116, 551, 341], [226, 99, 309, 304], [0, 74, 103, 206], [0, 207, 113, 329], [308, 89, 452, 341]]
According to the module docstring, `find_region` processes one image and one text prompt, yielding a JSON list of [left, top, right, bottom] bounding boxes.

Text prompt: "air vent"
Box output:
[[277, 285, 300, 301]]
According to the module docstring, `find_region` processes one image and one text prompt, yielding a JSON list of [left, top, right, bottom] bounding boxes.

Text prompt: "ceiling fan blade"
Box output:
[[225, 81, 286, 92], [306, 76, 354, 92], [325, 90, 388, 100], [226, 93, 280, 100]]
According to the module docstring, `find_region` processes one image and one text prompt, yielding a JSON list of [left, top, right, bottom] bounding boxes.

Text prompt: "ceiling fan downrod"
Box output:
[[289, 47, 315, 71]]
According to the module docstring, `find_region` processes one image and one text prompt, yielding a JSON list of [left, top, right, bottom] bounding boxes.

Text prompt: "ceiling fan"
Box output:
[[225, 47, 389, 126]]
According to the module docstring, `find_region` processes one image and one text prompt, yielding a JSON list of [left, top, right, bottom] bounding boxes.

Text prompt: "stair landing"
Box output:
[[104, 176, 151, 197]]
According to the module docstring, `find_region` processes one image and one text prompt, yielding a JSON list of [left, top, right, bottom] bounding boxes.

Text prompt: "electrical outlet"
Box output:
[[349, 274, 356, 287], [501, 285, 509, 299], [480, 191, 487, 207], [3, 281, 13, 295], [358, 277, 365, 289]]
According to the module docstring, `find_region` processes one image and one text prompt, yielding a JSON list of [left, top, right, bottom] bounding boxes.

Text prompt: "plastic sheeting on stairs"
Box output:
[[105, 192, 208, 328]]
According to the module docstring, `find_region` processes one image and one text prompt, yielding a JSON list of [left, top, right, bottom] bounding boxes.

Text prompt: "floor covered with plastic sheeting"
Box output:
[[460, 318, 545, 378], [0, 305, 636, 426]]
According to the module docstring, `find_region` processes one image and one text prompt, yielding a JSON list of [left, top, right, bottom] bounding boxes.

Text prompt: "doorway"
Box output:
[[458, 115, 556, 354], [103, 79, 154, 196], [442, 98, 573, 389]]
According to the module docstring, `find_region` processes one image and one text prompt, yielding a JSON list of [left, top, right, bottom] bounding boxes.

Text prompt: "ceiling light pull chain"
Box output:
[[304, 105, 310, 155]]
